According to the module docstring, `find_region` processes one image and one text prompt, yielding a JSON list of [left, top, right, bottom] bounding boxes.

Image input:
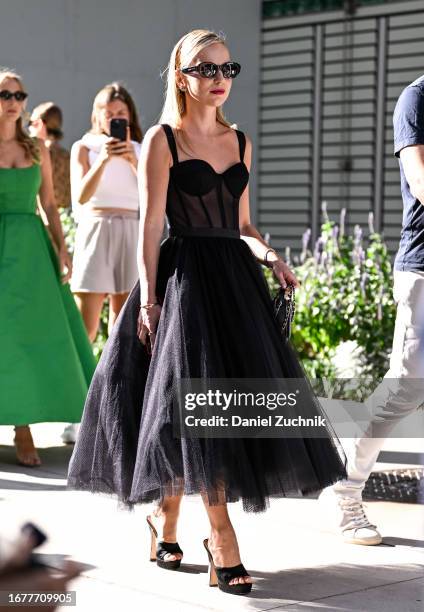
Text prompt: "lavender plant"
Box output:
[[263, 203, 397, 400]]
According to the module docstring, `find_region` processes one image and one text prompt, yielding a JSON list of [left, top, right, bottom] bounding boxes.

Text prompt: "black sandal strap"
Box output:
[[215, 563, 249, 583], [156, 541, 183, 561]]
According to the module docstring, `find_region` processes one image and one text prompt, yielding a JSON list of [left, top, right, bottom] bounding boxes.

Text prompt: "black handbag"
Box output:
[[273, 284, 296, 338]]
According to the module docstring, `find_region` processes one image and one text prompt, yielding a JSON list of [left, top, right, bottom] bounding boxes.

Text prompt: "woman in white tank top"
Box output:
[[70, 82, 143, 342]]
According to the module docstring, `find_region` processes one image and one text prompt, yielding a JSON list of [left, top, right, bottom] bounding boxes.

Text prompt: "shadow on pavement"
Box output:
[[383, 537, 424, 548], [173, 563, 207, 575], [0, 480, 67, 492], [0, 445, 73, 491], [233, 562, 424, 606], [33, 553, 95, 573]]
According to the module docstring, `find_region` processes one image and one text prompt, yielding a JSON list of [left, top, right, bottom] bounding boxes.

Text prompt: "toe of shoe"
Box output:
[[343, 527, 382, 545]]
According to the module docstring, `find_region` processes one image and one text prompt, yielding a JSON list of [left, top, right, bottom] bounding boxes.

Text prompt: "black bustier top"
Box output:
[[161, 123, 250, 239]]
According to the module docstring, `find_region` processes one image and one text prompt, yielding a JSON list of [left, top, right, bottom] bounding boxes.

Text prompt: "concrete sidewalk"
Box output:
[[0, 424, 423, 612]]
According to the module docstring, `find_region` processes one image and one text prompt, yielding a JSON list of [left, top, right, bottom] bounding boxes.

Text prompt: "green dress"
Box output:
[[0, 164, 96, 425]]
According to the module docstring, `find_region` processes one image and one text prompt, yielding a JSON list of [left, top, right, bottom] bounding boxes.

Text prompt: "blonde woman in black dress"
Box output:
[[68, 29, 346, 595]]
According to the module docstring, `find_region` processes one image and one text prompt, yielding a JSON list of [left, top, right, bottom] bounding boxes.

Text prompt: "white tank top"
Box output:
[[72, 133, 142, 221]]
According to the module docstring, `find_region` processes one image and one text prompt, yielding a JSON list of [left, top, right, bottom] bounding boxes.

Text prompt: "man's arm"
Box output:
[[394, 84, 424, 205], [400, 144, 424, 206]]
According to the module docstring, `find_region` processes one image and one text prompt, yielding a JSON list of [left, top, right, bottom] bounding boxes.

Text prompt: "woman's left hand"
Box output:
[[271, 259, 300, 289], [105, 127, 138, 167], [120, 126, 138, 167], [58, 245, 72, 284]]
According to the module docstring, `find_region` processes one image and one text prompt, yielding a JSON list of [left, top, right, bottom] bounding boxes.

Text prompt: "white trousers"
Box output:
[[334, 270, 424, 499]]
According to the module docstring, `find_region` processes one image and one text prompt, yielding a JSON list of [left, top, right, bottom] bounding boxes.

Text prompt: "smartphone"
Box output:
[[110, 118, 128, 141]]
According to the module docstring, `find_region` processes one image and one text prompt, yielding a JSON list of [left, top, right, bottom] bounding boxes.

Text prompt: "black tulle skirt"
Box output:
[[67, 234, 347, 513]]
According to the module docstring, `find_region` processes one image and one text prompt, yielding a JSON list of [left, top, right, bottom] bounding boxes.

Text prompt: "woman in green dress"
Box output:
[[0, 69, 96, 467]]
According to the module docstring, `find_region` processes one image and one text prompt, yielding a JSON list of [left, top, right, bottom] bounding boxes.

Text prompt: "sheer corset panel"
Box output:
[[161, 124, 249, 235]]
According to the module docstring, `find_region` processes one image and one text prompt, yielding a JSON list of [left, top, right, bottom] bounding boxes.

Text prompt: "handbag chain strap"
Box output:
[[281, 285, 296, 333]]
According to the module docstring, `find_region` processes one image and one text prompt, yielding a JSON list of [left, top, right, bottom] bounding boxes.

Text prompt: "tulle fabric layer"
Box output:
[[67, 235, 346, 513]]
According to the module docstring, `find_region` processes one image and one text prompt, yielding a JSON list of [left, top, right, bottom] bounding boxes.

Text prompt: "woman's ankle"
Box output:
[[13, 427, 41, 466], [14, 425, 31, 435], [208, 533, 241, 569], [210, 523, 236, 539], [152, 509, 180, 542], [209, 525, 239, 553]]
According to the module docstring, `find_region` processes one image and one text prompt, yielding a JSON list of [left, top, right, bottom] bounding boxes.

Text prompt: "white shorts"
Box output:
[[70, 210, 139, 294]]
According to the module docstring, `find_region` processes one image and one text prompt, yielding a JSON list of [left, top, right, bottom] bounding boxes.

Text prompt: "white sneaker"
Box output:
[[318, 487, 382, 546], [61, 423, 79, 445]]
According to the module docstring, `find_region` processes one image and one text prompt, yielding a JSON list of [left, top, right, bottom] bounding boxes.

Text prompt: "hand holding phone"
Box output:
[[105, 119, 137, 167]]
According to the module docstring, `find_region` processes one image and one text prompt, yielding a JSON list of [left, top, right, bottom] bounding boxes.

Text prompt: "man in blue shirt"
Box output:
[[320, 75, 424, 545], [393, 75, 424, 271]]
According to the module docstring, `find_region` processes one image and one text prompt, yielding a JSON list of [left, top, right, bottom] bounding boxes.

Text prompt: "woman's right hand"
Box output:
[[137, 304, 162, 355], [98, 137, 127, 164]]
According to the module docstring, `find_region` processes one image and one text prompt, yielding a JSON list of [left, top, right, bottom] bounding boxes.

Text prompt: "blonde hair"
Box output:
[[0, 68, 40, 164], [90, 82, 143, 142], [159, 29, 232, 127]]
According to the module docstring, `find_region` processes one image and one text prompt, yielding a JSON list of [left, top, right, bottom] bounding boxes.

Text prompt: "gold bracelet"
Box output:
[[140, 301, 160, 309]]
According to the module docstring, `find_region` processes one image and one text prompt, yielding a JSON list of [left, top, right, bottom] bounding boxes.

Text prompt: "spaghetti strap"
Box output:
[[235, 130, 246, 162], [161, 124, 179, 166]]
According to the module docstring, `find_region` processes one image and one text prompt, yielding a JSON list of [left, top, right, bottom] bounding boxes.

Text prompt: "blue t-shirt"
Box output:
[[393, 75, 424, 272]]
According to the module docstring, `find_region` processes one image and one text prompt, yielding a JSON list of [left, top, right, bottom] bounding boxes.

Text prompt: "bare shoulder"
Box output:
[[140, 125, 171, 163], [70, 139, 88, 162], [142, 125, 169, 150]]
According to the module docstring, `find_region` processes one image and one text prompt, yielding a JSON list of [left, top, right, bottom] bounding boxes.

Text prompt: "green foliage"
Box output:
[[59, 207, 77, 256], [92, 303, 109, 360], [263, 205, 397, 400]]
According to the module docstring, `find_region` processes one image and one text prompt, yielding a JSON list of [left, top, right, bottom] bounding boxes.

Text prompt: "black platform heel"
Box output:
[[146, 515, 183, 570], [203, 538, 252, 595]]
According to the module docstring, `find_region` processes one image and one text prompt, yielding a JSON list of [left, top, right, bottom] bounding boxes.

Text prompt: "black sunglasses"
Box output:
[[181, 62, 241, 79], [0, 90, 28, 102]]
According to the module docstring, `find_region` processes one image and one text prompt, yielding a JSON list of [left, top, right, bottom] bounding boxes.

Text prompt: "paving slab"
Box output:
[[0, 425, 423, 612], [273, 576, 424, 611]]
